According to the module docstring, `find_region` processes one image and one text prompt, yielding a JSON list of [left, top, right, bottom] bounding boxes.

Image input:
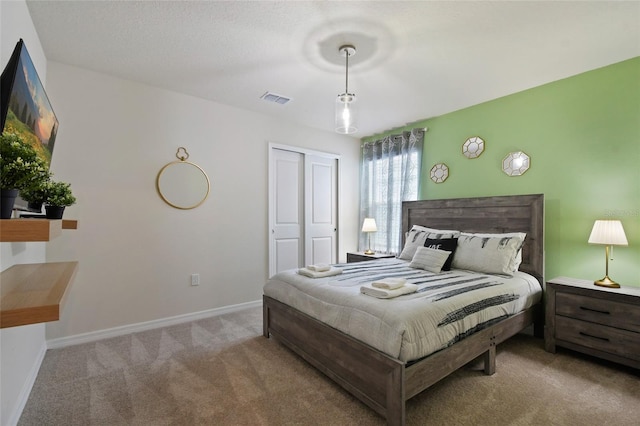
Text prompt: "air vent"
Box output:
[[260, 91, 291, 105]]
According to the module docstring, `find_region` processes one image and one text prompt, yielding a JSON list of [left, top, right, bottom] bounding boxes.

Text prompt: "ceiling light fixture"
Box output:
[[335, 45, 357, 134]]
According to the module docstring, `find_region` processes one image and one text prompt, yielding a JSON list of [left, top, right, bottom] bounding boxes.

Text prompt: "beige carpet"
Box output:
[[19, 306, 640, 425]]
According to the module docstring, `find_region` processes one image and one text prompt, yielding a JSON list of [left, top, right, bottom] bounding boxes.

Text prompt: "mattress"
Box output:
[[264, 258, 542, 362]]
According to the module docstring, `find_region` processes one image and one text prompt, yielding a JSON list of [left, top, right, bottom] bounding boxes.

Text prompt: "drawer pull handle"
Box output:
[[579, 331, 609, 342], [579, 306, 610, 315]]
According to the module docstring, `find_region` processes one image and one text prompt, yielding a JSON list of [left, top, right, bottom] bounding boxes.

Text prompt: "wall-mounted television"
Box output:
[[1, 39, 59, 212]]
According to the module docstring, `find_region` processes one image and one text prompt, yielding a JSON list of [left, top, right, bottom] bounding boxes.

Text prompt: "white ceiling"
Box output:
[[26, 1, 640, 137]]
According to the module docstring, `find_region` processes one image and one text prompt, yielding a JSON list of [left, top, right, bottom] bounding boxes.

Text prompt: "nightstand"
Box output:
[[346, 252, 396, 263], [545, 277, 640, 369]]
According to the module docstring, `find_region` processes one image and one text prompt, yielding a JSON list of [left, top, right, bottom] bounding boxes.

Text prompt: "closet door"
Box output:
[[269, 146, 339, 277], [305, 155, 337, 267], [270, 149, 304, 276]]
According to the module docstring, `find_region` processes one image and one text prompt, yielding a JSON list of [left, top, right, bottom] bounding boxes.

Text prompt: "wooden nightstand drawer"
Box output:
[[556, 292, 640, 333], [556, 316, 640, 361], [545, 277, 640, 369]]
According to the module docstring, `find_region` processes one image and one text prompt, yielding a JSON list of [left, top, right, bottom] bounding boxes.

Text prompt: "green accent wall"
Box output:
[[365, 57, 640, 287]]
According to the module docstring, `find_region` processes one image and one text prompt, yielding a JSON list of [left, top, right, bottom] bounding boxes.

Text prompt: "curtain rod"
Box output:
[[386, 126, 428, 133], [361, 127, 428, 145]]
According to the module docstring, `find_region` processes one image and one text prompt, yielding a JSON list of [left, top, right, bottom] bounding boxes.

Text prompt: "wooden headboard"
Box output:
[[402, 194, 544, 285]]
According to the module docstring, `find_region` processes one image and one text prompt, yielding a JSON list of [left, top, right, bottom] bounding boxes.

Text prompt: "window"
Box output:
[[359, 129, 424, 254]]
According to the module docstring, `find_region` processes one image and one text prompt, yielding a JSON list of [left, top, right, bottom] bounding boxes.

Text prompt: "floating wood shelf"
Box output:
[[0, 218, 78, 242], [0, 261, 78, 328], [62, 219, 78, 230]]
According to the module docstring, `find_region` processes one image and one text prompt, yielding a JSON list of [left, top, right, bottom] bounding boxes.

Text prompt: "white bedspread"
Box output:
[[264, 258, 542, 362]]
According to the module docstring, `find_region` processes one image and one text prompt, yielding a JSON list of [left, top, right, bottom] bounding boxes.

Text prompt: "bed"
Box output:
[[263, 194, 544, 425]]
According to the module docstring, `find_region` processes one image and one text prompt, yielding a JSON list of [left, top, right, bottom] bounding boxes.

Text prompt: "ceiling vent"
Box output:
[[260, 91, 291, 105]]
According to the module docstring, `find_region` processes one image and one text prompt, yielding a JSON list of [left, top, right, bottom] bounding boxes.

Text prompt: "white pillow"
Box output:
[[513, 249, 523, 272], [467, 232, 525, 272], [410, 246, 452, 273], [451, 232, 526, 276], [398, 225, 461, 260]]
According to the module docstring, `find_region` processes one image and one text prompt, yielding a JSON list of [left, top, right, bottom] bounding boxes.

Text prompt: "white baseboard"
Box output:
[[46, 299, 262, 349], [8, 340, 47, 426]]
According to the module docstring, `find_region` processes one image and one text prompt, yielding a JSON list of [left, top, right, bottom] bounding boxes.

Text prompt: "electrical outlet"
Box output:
[[191, 273, 200, 286]]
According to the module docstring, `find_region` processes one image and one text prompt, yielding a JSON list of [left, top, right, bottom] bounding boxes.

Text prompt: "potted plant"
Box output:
[[0, 132, 50, 218], [43, 180, 76, 219], [20, 176, 52, 213]]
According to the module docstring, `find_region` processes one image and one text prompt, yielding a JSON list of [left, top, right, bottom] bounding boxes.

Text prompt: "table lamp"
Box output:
[[362, 218, 377, 255], [588, 219, 628, 288]]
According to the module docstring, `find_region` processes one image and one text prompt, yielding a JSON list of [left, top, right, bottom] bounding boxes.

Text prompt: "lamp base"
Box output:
[[594, 276, 620, 288], [363, 249, 375, 255]]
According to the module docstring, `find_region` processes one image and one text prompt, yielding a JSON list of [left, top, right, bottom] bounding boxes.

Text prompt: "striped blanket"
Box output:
[[264, 258, 542, 362]]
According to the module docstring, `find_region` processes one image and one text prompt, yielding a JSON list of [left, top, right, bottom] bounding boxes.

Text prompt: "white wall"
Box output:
[[43, 62, 361, 340], [1, 2, 49, 425], [2, 2, 360, 421]]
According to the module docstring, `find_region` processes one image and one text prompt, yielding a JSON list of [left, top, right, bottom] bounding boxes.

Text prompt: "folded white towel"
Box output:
[[306, 264, 331, 272], [371, 277, 407, 290], [298, 267, 342, 278], [360, 283, 418, 299]]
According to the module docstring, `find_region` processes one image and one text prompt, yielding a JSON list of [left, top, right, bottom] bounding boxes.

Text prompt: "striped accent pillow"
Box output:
[[409, 246, 452, 273]]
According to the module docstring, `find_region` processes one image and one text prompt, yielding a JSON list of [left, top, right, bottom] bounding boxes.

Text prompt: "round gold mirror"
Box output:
[[156, 147, 210, 209]]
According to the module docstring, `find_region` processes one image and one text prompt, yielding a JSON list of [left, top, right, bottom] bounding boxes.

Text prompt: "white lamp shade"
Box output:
[[335, 93, 357, 134], [361, 218, 377, 233], [588, 220, 628, 245]]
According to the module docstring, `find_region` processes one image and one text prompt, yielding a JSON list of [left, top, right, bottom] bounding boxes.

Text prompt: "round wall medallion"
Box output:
[[462, 136, 485, 159], [502, 151, 531, 176], [430, 163, 449, 183]]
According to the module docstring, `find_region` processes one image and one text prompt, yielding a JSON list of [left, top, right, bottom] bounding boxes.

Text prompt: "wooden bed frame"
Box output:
[[263, 194, 544, 425]]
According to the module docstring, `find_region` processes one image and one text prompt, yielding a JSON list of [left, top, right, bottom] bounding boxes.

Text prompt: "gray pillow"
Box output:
[[423, 237, 458, 270], [409, 247, 452, 273]]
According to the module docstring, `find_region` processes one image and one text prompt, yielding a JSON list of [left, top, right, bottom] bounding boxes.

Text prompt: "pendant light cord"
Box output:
[[344, 48, 349, 94]]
